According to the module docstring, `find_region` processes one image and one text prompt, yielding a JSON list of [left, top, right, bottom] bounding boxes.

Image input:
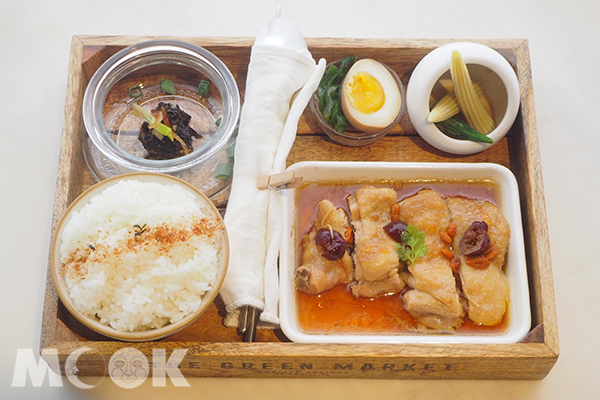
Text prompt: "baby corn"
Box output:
[[450, 50, 495, 135], [428, 82, 484, 123]]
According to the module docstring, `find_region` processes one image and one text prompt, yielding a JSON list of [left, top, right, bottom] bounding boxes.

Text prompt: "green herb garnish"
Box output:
[[317, 55, 356, 133], [197, 79, 210, 95], [215, 116, 222, 127], [161, 78, 175, 95], [396, 224, 429, 266]]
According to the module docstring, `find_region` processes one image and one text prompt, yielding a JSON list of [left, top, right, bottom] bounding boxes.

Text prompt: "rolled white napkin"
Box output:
[[221, 44, 326, 327]]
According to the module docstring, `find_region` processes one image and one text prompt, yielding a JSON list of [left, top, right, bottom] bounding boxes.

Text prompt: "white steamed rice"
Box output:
[[59, 179, 224, 332]]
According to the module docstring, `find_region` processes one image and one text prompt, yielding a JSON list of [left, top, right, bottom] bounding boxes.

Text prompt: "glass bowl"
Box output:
[[82, 39, 240, 198], [309, 59, 406, 147]]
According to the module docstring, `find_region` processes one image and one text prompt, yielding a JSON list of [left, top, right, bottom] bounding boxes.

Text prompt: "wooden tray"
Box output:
[[40, 35, 558, 379]]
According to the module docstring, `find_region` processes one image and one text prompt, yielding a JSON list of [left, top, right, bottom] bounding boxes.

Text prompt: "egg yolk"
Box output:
[[346, 71, 385, 114]]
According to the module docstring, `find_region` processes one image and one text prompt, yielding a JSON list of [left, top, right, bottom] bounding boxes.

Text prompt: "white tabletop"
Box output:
[[1, 0, 596, 398]]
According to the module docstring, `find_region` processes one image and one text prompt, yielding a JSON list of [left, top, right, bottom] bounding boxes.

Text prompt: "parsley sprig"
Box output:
[[396, 224, 429, 266]]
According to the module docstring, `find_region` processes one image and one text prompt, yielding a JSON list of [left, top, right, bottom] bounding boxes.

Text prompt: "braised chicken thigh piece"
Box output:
[[397, 189, 465, 330], [347, 186, 404, 298], [446, 197, 510, 326], [295, 200, 354, 294]]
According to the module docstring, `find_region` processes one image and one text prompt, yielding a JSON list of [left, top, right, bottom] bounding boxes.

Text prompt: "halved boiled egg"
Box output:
[[341, 59, 402, 133]]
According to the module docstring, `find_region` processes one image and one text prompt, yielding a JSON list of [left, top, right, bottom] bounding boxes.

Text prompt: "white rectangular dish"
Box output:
[[279, 161, 531, 344]]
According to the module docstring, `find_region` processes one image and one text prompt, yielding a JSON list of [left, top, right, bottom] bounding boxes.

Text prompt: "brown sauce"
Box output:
[[297, 285, 416, 334], [295, 179, 509, 335]]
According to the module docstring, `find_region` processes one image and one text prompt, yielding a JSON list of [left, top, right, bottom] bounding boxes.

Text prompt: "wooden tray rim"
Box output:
[[39, 35, 559, 380]]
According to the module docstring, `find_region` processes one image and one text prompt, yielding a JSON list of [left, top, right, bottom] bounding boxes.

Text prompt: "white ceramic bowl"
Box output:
[[50, 173, 229, 342], [407, 42, 520, 155], [279, 161, 530, 344]]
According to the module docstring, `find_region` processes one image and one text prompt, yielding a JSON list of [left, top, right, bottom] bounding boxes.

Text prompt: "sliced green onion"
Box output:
[[132, 104, 174, 141], [153, 123, 174, 141], [151, 129, 165, 141], [132, 103, 155, 124], [161, 78, 175, 95], [128, 85, 143, 98], [215, 116, 222, 127], [197, 79, 210, 95], [225, 142, 236, 160], [215, 162, 233, 180], [225, 142, 236, 159]]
